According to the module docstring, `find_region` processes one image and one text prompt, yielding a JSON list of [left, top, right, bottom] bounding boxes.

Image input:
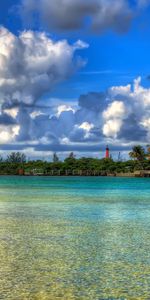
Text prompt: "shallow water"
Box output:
[[0, 176, 150, 299]]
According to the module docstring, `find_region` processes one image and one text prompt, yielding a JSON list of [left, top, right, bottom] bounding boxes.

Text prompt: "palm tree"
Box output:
[[146, 145, 150, 160], [147, 145, 150, 152], [129, 145, 145, 161]]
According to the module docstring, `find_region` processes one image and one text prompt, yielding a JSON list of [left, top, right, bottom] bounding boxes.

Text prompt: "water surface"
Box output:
[[0, 176, 150, 299]]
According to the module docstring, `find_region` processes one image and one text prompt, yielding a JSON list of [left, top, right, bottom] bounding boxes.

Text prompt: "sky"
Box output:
[[0, 0, 150, 160]]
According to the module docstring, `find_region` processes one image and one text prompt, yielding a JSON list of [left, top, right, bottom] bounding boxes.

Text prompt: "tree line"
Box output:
[[0, 145, 149, 175]]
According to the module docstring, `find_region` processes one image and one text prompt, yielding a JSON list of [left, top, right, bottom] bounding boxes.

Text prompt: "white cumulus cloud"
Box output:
[[0, 27, 88, 106], [0, 26, 88, 145]]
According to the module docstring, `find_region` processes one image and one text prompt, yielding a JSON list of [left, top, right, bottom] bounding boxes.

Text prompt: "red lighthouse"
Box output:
[[105, 145, 110, 159]]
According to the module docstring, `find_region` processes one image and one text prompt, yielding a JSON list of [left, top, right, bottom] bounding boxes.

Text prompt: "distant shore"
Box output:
[[0, 151, 150, 177], [0, 172, 150, 178]]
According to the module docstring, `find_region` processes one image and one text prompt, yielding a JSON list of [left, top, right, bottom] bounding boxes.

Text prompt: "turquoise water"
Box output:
[[0, 176, 150, 299]]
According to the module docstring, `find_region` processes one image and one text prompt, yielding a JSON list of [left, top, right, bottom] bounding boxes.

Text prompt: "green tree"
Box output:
[[53, 152, 59, 163], [68, 152, 75, 159], [129, 145, 145, 161], [147, 145, 150, 152], [146, 145, 150, 160], [64, 152, 77, 172], [7, 152, 26, 163]]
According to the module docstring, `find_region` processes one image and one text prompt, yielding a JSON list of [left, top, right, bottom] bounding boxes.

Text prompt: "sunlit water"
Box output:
[[0, 176, 150, 300]]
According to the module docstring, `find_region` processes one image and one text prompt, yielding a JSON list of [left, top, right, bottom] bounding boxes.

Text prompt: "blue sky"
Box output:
[[0, 0, 150, 159], [1, 0, 150, 95]]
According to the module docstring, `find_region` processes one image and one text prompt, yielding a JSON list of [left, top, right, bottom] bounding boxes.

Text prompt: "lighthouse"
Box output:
[[105, 145, 110, 159]]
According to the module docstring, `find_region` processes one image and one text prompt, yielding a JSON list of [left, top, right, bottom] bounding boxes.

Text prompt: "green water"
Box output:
[[0, 176, 150, 300]]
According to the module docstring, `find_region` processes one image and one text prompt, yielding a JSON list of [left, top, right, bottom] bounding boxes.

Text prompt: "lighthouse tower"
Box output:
[[105, 145, 110, 159]]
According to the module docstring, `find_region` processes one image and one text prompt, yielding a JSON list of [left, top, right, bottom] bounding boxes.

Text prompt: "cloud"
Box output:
[[0, 109, 19, 144], [1, 58, 150, 155], [0, 113, 17, 125], [78, 92, 106, 111], [0, 26, 88, 144], [56, 105, 75, 117], [0, 125, 19, 144], [103, 119, 123, 138], [103, 101, 127, 120], [102, 101, 128, 138], [0, 26, 88, 106], [118, 115, 147, 141], [0, 142, 131, 153], [69, 122, 95, 141], [102, 77, 150, 142], [20, 0, 133, 34]]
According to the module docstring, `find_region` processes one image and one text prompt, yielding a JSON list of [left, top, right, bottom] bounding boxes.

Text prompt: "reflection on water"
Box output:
[[0, 176, 150, 299]]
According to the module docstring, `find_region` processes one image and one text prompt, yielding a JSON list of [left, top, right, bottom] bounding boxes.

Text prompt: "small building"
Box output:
[[18, 169, 24, 176]]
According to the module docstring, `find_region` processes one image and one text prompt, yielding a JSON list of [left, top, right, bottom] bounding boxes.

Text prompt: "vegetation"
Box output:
[[129, 145, 145, 161], [6, 152, 26, 163], [0, 145, 150, 176]]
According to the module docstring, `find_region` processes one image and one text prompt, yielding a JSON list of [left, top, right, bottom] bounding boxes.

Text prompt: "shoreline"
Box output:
[[0, 173, 149, 178]]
